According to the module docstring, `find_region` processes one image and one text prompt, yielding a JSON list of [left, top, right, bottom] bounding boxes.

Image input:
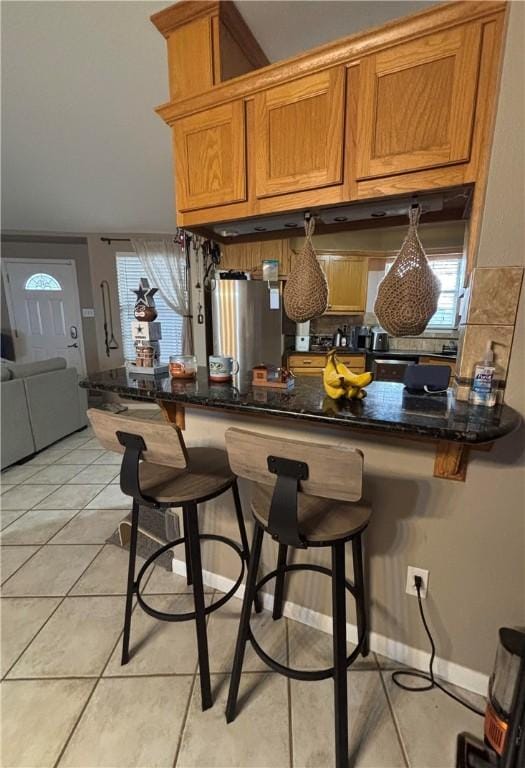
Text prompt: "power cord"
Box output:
[[391, 575, 485, 717]]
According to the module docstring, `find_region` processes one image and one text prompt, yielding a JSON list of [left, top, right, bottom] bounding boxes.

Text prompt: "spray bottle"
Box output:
[[469, 341, 500, 407]]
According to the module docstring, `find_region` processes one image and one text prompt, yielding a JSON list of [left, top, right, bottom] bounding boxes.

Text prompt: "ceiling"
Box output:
[[1, 0, 437, 234]]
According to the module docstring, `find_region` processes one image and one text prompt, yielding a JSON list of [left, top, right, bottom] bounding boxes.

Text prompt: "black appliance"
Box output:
[[219, 270, 248, 280], [355, 326, 372, 350], [456, 627, 525, 768], [373, 359, 414, 383], [404, 363, 451, 392]]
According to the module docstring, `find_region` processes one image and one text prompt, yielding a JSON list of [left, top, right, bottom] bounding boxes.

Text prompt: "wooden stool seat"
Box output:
[[139, 447, 234, 504], [251, 483, 371, 543]]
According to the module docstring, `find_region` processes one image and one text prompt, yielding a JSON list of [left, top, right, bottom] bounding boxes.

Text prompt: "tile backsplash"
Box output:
[[388, 332, 458, 354], [309, 314, 457, 353], [460, 266, 523, 326], [310, 315, 363, 334]]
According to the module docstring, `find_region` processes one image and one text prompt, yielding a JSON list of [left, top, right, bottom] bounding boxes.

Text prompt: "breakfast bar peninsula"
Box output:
[[80, 367, 520, 482]]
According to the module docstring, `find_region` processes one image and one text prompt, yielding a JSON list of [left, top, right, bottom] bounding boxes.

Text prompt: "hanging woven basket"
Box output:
[[374, 206, 441, 336], [284, 217, 328, 322]]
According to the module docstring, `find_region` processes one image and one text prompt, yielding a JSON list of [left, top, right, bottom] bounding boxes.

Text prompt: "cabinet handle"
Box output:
[[302, 360, 312, 365]]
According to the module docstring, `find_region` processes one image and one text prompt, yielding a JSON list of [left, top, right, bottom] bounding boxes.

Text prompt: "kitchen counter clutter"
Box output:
[[80, 367, 519, 448], [287, 349, 457, 360]]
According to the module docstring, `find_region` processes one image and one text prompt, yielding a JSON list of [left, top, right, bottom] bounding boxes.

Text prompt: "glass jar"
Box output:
[[169, 355, 197, 380]]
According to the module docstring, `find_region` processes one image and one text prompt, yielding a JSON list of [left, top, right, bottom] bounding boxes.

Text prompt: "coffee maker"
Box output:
[[355, 326, 372, 350], [456, 627, 525, 768]]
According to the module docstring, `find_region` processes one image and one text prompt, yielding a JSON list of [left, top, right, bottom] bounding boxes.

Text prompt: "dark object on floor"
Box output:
[[456, 627, 525, 768], [106, 505, 179, 571]]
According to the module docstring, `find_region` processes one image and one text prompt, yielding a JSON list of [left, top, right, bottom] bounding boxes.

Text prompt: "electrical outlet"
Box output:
[[406, 566, 429, 599]]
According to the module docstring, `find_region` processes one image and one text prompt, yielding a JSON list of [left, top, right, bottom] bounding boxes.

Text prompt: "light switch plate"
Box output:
[[82, 308, 95, 318]]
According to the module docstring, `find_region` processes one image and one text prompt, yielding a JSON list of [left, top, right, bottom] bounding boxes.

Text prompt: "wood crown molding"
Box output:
[[151, 1, 268, 69], [151, 2, 222, 37], [155, 0, 506, 124]]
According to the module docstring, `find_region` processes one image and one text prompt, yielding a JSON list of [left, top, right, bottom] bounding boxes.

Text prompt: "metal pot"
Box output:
[[332, 329, 342, 347]]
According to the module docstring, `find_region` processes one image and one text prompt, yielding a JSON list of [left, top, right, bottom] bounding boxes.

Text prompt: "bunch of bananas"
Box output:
[[323, 349, 373, 400]]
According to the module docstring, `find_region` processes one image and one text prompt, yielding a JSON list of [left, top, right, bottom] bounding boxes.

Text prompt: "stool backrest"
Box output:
[[225, 428, 363, 502], [87, 408, 188, 469]]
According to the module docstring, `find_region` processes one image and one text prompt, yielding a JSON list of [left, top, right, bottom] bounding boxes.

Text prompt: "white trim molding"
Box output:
[[172, 556, 489, 698]]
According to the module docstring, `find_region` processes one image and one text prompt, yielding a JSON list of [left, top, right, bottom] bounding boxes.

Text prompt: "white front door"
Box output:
[[2, 259, 86, 374]]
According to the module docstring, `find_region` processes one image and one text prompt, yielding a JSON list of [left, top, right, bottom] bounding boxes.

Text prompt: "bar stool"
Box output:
[[87, 409, 260, 711], [224, 428, 370, 768]]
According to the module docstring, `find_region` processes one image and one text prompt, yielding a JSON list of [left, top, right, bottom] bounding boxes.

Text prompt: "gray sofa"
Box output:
[[1, 357, 88, 469]]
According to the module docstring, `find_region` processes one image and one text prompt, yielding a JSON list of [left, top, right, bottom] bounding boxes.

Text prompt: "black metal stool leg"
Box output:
[[226, 521, 264, 723], [352, 534, 369, 657], [272, 543, 288, 620], [182, 506, 193, 586], [121, 499, 139, 665], [332, 541, 349, 768], [185, 502, 212, 711], [231, 480, 262, 614]]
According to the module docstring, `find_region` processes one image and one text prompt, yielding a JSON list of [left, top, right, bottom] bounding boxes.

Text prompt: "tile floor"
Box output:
[[1, 426, 485, 767]]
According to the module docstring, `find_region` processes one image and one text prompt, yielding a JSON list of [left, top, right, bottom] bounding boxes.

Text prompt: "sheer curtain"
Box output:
[[131, 238, 194, 354]]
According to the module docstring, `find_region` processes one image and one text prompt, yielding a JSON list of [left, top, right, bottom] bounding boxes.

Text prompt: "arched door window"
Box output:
[[24, 273, 62, 291]]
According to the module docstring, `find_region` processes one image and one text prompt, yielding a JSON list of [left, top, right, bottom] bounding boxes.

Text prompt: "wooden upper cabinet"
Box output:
[[324, 255, 368, 314], [166, 16, 214, 101], [152, 2, 269, 102], [310, 253, 368, 314], [154, 2, 506, 234], [173, 101, 246, 211], [220, 239, 293, 276], [254, 68, 345, 198], [326, 255, 368, 313], [356, 23, 482, 180]]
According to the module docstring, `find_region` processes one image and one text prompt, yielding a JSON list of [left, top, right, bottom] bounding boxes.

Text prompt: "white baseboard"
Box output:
[[172, 556, 488, 697]]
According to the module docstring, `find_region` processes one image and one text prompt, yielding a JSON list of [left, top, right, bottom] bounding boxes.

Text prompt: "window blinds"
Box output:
[[116, 253, 183, 362]]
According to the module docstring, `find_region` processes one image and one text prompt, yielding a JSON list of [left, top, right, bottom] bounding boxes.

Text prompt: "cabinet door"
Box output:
[[356, 23, 481, 179], [220, 239, 291, 275], [338, 354, 366, 372], [174, 101, 246, 211], [255, 67, 345, 198], [326, 256, 368, 313]]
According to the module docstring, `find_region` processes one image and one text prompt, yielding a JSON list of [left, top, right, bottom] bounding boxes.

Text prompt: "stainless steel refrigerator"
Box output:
[[211, 279, 283, 384]]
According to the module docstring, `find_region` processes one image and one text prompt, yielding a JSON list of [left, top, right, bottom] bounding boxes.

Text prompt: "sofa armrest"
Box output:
[[7, 357, 67, 379], [1, 378, 36, 468], [24, 367, 86, 451]]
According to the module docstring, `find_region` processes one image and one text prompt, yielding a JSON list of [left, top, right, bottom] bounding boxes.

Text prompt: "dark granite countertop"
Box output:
[[80, 367, 520, 445]]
